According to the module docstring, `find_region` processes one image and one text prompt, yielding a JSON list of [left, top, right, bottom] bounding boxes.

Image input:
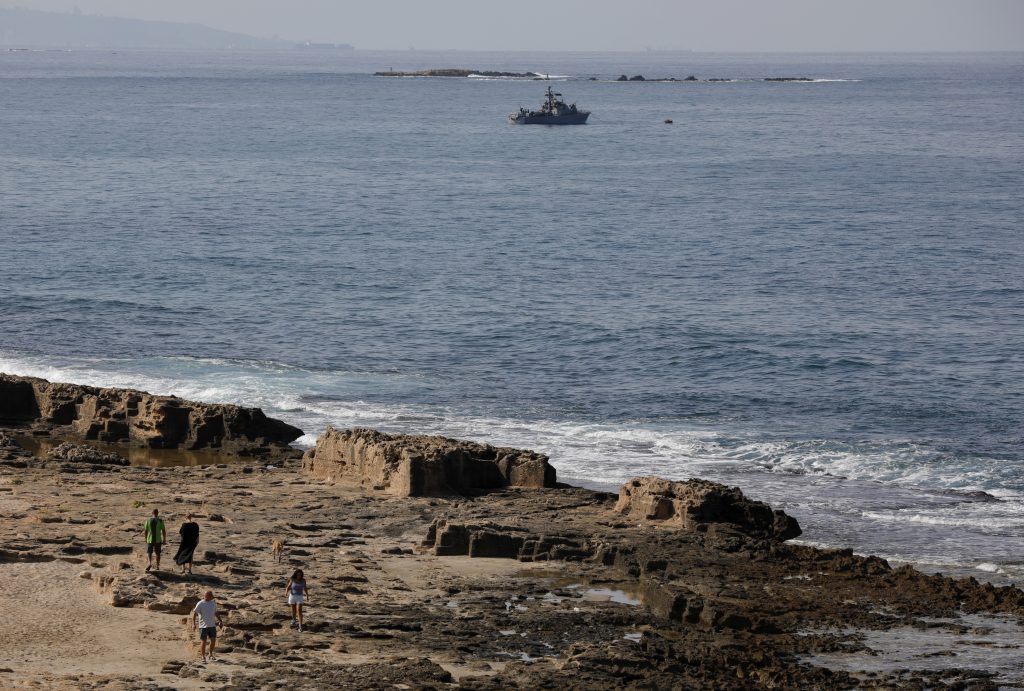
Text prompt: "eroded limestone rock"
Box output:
[[0, 432, 32, 466], [302, 427, 556, 496], [615, 476, 801, 541], [45, 442, 129, 466], [423, 519, 592, 561], [0, 373, 302, 454]]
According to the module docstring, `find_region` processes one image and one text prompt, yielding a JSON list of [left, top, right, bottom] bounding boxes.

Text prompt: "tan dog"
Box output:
[[271, 538, 285, 563]]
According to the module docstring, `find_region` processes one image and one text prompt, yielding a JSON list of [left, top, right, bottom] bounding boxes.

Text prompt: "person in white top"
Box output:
[[191, 590, 224, 662], [286, 569, 311, 632]]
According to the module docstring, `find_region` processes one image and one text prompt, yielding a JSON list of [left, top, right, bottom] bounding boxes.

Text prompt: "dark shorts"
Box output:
[[199, 626, 217, 641], [147, 542, 162, 556]]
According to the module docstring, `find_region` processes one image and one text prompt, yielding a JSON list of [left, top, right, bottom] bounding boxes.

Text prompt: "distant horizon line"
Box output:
[[4, 45, 1023, 54]]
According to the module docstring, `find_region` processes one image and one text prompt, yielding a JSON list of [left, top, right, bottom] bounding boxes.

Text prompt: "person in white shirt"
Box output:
[[191, 590, 225, 662], [286, 568, 311, 632]]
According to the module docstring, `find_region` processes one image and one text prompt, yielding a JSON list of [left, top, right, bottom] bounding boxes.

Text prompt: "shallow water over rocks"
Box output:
[[803, 613, 1024, 687]]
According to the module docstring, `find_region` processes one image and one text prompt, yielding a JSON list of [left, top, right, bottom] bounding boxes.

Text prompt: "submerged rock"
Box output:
[[302, 427, 556, 496]]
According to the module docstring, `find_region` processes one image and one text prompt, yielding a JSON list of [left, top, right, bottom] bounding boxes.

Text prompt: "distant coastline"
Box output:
[[373, 67, 850, 83], [295, 41, 354, 51], [375, 68, 541, 78], [0, 7, 353, 51]]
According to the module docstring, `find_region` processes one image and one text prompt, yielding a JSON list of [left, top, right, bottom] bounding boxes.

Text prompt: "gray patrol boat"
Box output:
[[509, 86, 590, 125]]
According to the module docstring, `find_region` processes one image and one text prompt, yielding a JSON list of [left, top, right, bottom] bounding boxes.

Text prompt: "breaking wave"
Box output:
[[2, 348, 1021, 583], [2, 350, 1019, 496]]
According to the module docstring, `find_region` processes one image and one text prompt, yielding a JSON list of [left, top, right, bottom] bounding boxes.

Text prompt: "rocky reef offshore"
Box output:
[[1, 373, 1022, 689]]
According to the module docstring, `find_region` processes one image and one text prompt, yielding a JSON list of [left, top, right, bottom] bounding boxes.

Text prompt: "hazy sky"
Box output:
[[5, 0, 1024, 51]]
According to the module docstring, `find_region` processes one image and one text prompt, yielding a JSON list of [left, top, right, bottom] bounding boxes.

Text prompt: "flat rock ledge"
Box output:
[[423, 476, 801, 563], [303, 427, 557, 496], [2, 432, 1023, 688], [0, 373, 303, 455]]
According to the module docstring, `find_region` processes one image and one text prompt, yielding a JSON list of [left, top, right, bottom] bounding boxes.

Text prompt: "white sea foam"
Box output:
[[726, 438, 1022, 498], [759, 78, 862, 83], [861, 506, 1024, 531], [2, 350, 1021, 584], [294, 433, 320, 449], [976, 562, 1006, 574], [2, 349, 1020, 497], [467, 72, 569, 80]]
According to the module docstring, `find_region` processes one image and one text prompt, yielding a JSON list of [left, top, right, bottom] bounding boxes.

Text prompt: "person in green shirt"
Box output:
[[144, 508, 167, 572]]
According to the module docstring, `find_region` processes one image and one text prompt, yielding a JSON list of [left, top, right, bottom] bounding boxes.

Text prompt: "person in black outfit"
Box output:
[[174, 513, 200, 574]]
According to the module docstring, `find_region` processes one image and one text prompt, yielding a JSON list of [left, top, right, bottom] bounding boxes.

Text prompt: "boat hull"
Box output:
[[508, 112, 590, 125]]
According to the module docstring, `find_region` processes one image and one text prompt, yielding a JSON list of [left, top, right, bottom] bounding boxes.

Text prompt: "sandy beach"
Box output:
[[0, 561, 186, 684]]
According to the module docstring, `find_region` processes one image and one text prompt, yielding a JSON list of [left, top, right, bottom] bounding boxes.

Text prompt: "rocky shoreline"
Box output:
[[370, 68, 821, 83], [1, 374, 1022, 689], [374, 69, 543, 78]]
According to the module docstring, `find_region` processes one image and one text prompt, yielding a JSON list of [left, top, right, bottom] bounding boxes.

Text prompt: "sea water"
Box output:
[[1, 49, 1022, 584]]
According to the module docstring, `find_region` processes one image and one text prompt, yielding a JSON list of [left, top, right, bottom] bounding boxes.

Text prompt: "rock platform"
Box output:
[[1, 378, 1022, 688]]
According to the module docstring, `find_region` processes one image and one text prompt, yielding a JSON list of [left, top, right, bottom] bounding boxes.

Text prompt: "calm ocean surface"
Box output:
[[1, 49, 1022, 582]]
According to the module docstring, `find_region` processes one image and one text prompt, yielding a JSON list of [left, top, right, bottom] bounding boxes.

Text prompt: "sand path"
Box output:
[[0, 561, 196, 687]]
